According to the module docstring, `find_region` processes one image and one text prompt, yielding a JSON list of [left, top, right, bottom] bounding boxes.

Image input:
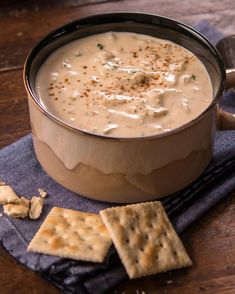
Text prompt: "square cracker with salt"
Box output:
[[28, 207, 112, 263], [100, 201, 192, 279]]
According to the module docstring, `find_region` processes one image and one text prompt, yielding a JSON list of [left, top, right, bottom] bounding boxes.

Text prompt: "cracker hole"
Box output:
[[125, 239, 130, 244], [78, 236, 85, 242], [155, 255, 158, 260], [135, 259, 139, 264], [144, 235, 149, 240], [85, 225, 92, 230], [87, 245, 93, 250], [140, 247, 144, 252], [159, 243, 163, 248], [78, 217, 85, 222]]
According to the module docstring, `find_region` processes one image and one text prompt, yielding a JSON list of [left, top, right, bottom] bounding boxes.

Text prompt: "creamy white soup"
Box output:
[[36, 32, 213, 137]]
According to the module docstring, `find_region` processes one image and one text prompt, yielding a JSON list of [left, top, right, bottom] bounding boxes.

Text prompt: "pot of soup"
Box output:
[[23, 12, 235, 203]]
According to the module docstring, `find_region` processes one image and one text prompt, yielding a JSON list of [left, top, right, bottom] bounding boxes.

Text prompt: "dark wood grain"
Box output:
[[0, 1, 235, 293], [0, 0, 235, 72], [0, 247, 60, 294], [0, 71, 30, 148]]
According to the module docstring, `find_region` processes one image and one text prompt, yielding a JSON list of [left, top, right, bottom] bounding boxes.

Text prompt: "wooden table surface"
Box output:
[[0, 1, 235, 293]]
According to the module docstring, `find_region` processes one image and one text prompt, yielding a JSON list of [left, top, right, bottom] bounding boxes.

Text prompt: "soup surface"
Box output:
[[36, 32, 213, 137]]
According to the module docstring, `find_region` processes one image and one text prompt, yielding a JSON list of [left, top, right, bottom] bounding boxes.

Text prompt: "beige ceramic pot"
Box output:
[[24, 13, 235, 203]]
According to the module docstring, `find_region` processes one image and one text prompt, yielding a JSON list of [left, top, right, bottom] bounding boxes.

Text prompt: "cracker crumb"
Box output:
[[0, 185, 46, 220], [29, 196, 44, 219], [3, 196, 29, 218], [0, 185, 20, 205], [20, 196, 30, 207], [38, 188, 48, 198]]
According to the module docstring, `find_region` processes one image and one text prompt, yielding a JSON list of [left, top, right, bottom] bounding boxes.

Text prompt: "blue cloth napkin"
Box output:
[[0, 22, 235, 294]]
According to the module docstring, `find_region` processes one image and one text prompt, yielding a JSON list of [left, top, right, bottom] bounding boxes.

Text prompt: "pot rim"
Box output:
[[23, 11, 226, 142]]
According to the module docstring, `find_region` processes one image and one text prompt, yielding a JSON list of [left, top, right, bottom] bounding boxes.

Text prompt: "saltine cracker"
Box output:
[[28, 207, 112, 263], [100, 201, 192, 279]]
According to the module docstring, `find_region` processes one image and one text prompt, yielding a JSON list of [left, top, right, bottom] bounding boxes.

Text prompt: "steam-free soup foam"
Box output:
[[36, 32, 213, 137]]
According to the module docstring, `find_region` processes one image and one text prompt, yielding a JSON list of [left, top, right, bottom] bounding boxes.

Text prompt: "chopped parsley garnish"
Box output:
[[96, 43, 104, 50], [191, 74, 196, 80]]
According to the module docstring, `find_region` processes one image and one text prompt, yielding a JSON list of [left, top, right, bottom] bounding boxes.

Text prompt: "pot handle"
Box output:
[[218, 68, 235, 130]]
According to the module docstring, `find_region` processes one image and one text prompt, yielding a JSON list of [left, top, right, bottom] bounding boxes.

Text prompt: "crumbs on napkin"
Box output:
[[0, 182, 48, 220], [38, 188, 48, 198], [3, 196, 29, 219], [29, 196, 44, 219], [0, 185, 20, 205]]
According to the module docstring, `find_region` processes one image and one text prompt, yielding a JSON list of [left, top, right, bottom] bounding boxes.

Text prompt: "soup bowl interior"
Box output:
[[25, 12, 224, 124]]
